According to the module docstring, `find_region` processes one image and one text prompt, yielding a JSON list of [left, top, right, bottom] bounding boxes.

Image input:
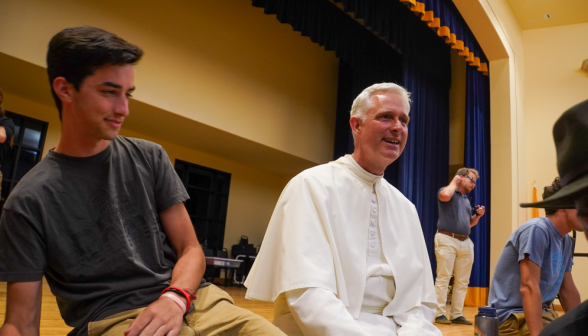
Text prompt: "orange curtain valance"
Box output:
[[400, 0, 488, 76]]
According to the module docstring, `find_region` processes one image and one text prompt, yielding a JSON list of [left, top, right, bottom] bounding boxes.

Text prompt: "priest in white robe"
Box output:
[[245, 83, 441, 336]]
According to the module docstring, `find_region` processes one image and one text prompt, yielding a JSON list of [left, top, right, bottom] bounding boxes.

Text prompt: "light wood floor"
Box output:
[[1, 279, 478, 335]]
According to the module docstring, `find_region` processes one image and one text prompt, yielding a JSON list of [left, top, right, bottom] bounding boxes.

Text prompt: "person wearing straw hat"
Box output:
[[519, 99, 588, 336]]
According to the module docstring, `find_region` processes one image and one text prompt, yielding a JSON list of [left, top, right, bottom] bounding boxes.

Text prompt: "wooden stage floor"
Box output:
[[1, 280, 479, 335]]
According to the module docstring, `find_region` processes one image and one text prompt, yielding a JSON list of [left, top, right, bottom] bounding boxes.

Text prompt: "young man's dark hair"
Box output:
[[543, 177, 562, 215], [46, 26, 143, 119]]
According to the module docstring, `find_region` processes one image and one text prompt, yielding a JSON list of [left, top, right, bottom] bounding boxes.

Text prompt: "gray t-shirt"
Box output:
[[0, 136, 189, 335], [436, 187, 472, 236], [488, 217, 573, 324]]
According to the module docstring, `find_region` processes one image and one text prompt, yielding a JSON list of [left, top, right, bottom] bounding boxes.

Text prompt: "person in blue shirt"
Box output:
[[489, 177, 583, 336], [520, 99, 588, 336]]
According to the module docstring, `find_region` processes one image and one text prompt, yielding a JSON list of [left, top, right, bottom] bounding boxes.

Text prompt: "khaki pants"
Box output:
[[434, 232, 474, 319], [88, 285, 285, 336], [498, 310, 558, 336]]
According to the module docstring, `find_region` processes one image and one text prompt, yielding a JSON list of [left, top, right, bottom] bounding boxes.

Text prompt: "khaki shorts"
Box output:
[[498, 310, 558, 336], [88, 285, 285, 336]]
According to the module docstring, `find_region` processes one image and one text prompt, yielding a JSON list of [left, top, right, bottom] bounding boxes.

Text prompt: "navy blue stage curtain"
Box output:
[[334, 0, 451, 88], [251, 0, 404, 71], [464, 63, 491, 303], [398, 59, 450, 272]]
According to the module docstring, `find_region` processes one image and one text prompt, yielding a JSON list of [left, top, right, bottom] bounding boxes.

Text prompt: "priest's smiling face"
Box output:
[[351, 92, 409, 175]]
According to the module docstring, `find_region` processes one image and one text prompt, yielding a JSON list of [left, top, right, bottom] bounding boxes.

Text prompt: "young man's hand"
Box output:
[[124, 297, 185, 336]]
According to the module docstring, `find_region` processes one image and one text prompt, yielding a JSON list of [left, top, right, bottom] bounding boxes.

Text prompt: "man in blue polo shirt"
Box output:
[[490, 177, 582, 336], [434, 168, 485, 325]]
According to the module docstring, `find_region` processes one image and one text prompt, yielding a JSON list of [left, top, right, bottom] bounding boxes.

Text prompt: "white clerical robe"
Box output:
[[245, 155, 439, 335]]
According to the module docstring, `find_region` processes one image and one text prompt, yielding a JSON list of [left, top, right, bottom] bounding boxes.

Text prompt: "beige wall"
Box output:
[[2, 91, 288, 250], [0, 0, 343, 251], [523, 22, 588, 300], [0, 0, 339, 164], [523, 22, 588, 216]]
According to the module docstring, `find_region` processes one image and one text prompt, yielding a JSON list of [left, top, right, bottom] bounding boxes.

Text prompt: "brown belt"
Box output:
[[438, 230, 468, 241]]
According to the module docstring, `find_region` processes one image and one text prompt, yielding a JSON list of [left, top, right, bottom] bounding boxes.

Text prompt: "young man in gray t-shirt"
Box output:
[[489, 178, 582, 336], [0, 26, 283, 336]]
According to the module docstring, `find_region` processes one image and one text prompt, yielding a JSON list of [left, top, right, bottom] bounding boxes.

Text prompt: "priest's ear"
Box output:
[[350, 116, 364, 138]]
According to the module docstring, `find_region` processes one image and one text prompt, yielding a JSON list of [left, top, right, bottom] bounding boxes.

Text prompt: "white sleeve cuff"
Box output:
[[285, 287, 370, 336]]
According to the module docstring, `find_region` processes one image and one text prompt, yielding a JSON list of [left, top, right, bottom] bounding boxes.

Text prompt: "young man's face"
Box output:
[[69, 64, 135, 141], [564, 209, 583, 232]]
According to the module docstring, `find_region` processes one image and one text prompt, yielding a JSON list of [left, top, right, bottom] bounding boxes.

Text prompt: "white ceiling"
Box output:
[[505, 0, 588, 30]]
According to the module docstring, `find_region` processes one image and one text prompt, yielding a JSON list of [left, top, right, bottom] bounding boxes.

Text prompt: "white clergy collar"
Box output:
[[337, 154, 383, 185]]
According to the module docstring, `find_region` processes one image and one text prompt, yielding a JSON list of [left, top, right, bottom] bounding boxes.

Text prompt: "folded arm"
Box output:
[[0, 281, 43, 336]]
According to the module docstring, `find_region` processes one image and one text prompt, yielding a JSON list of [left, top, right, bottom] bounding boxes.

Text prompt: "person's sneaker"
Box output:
[[434, 316, 451, 324], [451, 316, 473, 325]]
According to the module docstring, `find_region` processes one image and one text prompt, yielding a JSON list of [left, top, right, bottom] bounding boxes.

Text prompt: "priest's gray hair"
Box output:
[[350, 83, 411, 122]]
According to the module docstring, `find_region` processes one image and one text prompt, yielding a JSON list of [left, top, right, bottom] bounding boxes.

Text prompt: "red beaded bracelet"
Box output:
[[161, 287, 197, 314]]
